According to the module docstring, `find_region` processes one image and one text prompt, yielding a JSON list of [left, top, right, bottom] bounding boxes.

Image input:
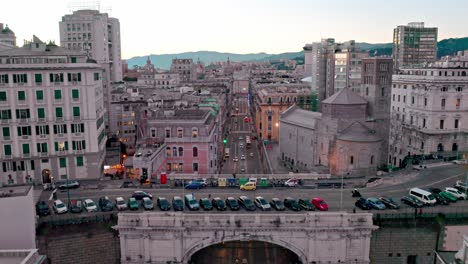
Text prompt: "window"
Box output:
[[381, 87, 385, 97], [55, 107, 63, 119], [54, 90, 62, 100], [17, 126, 32, 136], [49, 73, 64, 83], [150, 128, 156, 138], [13, 74, 27, 84], [34, 73, 42, 83], [441, 87, 448, 92], [36, 143, 48, 153], [71, 57, 77, 63], [59, 157, 67, 168], [456, 98, 461, 109], [0, 74, 8, 84], [73, 107, 80, 117], [53, 124, 67, 134], [76, 156, 84, 166], [72, 140, 86, 150], [392, 94, 395, 101], [193, 163, 199, 172], [422, 118, 426, 128], [370, 155, 374, 165], [55, 141, 69, 151], [35, 125, 49, 135], [365, 87, 369, 96], [350, 156, 354, 164], [71, 123, 85, 133], [4, 145, 12, 155], [192, 128, 198, 138], [457, 87, 463, 92], [403, 96, 406, 103], [406, 255, 418, 264], [17, 91, 26, 101], [178, 147, 184, 157], [36, 90, 44, 101], [441, 98, 445, 108], [0, 91, 6, 101], [2, 127, 10, 139], [455, 119, 459, 129], [22, 144, 30, 154], [177, 128, 183, 138], [165, 128, 171, 138], [0, 110, 12, 120], [172, 147, 177, 157], [37, 108, 45, 119], [440, 120, 444, 129], [94, 73, 100, 81], [193, 147, 198, 157], [411, 96, 415, 104], [397, 95, 400, 102], [424, 98, 427, 106]]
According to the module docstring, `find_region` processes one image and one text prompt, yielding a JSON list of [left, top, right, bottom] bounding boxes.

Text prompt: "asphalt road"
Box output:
[[221, 95, 264, 175], [41, 164, 468, 219]]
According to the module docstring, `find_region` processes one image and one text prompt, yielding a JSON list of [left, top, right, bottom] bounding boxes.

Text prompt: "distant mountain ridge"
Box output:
[[126, 37, 468, 69]]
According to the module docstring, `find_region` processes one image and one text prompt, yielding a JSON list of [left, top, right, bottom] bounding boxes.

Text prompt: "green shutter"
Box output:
[[54, 142, 58, 151], [80, 123, 85, 132], [67, 73, 71, 82], [17, 127, 21, 136], [0, 91, 6, 101], [72, 141, 76, 150], [55, 108, 63, 118], [36, 143, 40, 152], [71, 57, 77, 63], [22, 144, 30, 154], [65, 142, 69, 150], [36, 90, 43, 100], [77, 73, 81, 82], [59, 158, 66, 168], [73, 107, 80, 117], [43, 143, 48, 153], [72, 89, 79, 99], [60, 74, 64, 82], [82, 140, 86, 150], [45, 125, 50, 135], [2, 127, 9, 137], [76, 156, 84, 167], [38, 108, 45, 119], [4, 145, 12, 155], [18, 91, 26, 100], [54, 90, 62, 100], [35, 74, 42, 83]]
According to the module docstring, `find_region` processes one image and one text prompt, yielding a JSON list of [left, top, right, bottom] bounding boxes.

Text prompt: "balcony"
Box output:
[[15, 82, 26, 87], [73, 132, 83, 137], [74, 149, 84, 155], [39, 152, 48, 157], [0, 83, 7, 87], [0, 119, 10, 124], [73, 116, 81, 121], [56, 150, 67, 156], [2, 154, 12, 160], [21, 135, 29, 140], [72, 98, 80, 103], [3, 136, 10, 141], [54, 82, 63, 86], [56, 117, 64, 122], [35, 82, 42, 86], [38, 134, 47, 139], [57, 133, 65, 138], [18, 118, 29, 124], [22, 153, 30, 158], [38, 118, 46, 123]]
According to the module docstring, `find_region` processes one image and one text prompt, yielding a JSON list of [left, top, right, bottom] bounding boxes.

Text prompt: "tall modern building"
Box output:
[[393, 22, 438, 69], [303, 39, 368, 108], [59, 9, 122, 131], [0, 37, 107, 185], [389, 59, 467, 168]]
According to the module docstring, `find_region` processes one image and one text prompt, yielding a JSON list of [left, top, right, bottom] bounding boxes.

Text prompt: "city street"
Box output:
[[41, 164, 468, 219], [221, 95, 264, 175]]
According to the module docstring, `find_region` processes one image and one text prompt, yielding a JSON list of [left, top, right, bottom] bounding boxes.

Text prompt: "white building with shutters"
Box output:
[[0, 37, 106, 185]]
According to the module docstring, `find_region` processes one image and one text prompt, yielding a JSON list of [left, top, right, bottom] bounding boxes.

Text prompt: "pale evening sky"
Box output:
[[2, 0, 467, 59]]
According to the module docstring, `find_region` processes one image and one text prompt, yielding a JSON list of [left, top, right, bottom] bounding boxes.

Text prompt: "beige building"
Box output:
[[0, 23, 16, 51], [389, 59, 468, 167], [170, 58, 196, 83]]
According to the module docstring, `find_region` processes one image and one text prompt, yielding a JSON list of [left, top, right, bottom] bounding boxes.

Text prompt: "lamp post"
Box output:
[[65, 163, 71, 207]]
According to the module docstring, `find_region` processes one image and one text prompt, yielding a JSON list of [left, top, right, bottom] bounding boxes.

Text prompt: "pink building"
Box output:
[[141, 109, 219, 174]]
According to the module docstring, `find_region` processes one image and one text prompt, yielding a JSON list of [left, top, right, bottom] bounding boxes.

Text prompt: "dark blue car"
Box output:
[[185, 181, 202, 190]]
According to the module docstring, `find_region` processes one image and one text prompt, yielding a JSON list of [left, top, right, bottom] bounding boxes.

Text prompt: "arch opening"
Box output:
[[188, 240, 303, 264]]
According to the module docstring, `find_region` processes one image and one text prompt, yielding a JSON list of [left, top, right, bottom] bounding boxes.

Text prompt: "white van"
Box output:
[[409, 188, 436, 205]]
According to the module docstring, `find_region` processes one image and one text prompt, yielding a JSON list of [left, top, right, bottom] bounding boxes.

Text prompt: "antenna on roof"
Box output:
[[68, 1, 112, 14]]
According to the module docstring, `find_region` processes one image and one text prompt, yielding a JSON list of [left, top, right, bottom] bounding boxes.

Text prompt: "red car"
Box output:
[[312, 197, 328, 211]]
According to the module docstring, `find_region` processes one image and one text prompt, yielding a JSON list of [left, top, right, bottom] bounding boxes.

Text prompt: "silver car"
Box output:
[[254, 196, 271, 211]]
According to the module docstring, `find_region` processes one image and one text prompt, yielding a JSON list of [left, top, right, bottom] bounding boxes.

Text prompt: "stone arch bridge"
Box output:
[[115, 212, 377, 264]]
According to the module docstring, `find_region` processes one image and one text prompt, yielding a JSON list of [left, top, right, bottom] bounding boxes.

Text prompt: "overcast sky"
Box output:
[[2, 0, 467, 59]]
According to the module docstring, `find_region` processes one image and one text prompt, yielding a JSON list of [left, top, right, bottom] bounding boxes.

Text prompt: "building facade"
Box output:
[[389, 61, 468, 167], [0, 39, 106, 184], [0, 23, 16, 51], [393, 22, 438, 69], [170, 58, 196, 83]]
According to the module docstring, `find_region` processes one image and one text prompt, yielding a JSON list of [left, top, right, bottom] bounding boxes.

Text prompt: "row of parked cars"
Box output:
[[36, 190, 330, 216], [355, 183, 467, 210]]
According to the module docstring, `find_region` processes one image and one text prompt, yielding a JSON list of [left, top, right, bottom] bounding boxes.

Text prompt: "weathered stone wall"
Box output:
[[37, 222, 120, 264]]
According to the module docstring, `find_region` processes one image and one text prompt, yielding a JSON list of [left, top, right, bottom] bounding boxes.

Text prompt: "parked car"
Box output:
[[379, 196, 400, 209], [430, 188, 458, 202], [445, 187, 467, 200], [238, 196, 256, 211], [355, 198, 372, 210], [367, 197, 386, 210], [194, 179, 208, 187], [401, 196, 424, 208], [36, 201, 50, 216], [157, 197, 171, 211], [284, 178, 299, 187], [132, 191, 153, 200], [128, 197, 139, 210], [58, 180, 80, 189], [199, 198, 213, 210], [115, 197, 128, 211], [83, 199, 98, 212], [98, 196, 114, 212], [185, 194, 200, 210], [172, 196, 184, 211], [212, 197, 227, 211], [455, 180, 468, 192], [226, 197, 240, 211], [70, 199, 84, 213], [312, 197, 328, 211], [185, 181, 202, 190], [240, 181, 256, 191], [270, 198, 285, 211], [53, 200, 68, 214], [298, 199, 315, 211], [254, 196, 271, 211], [284, 197, 301, 211], [140, 197, 153, 210], [431, 193, 450, 205]]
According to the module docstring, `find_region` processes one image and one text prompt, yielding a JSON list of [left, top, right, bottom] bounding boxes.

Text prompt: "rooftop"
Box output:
[[337, 122, 381, 142], [281, 105, 321, 129], [0, 185, 31, 198], [0, 249, 45, 264], [322, 87, 367, 105]]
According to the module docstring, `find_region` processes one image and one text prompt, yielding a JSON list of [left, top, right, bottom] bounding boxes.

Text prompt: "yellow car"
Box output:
[[240, 182, 256, 191]]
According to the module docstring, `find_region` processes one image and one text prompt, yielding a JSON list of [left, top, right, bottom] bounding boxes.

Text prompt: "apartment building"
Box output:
[[389, 60, 467, 167], [0, 38, 106, 184], [170, 58, 196, 83]]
